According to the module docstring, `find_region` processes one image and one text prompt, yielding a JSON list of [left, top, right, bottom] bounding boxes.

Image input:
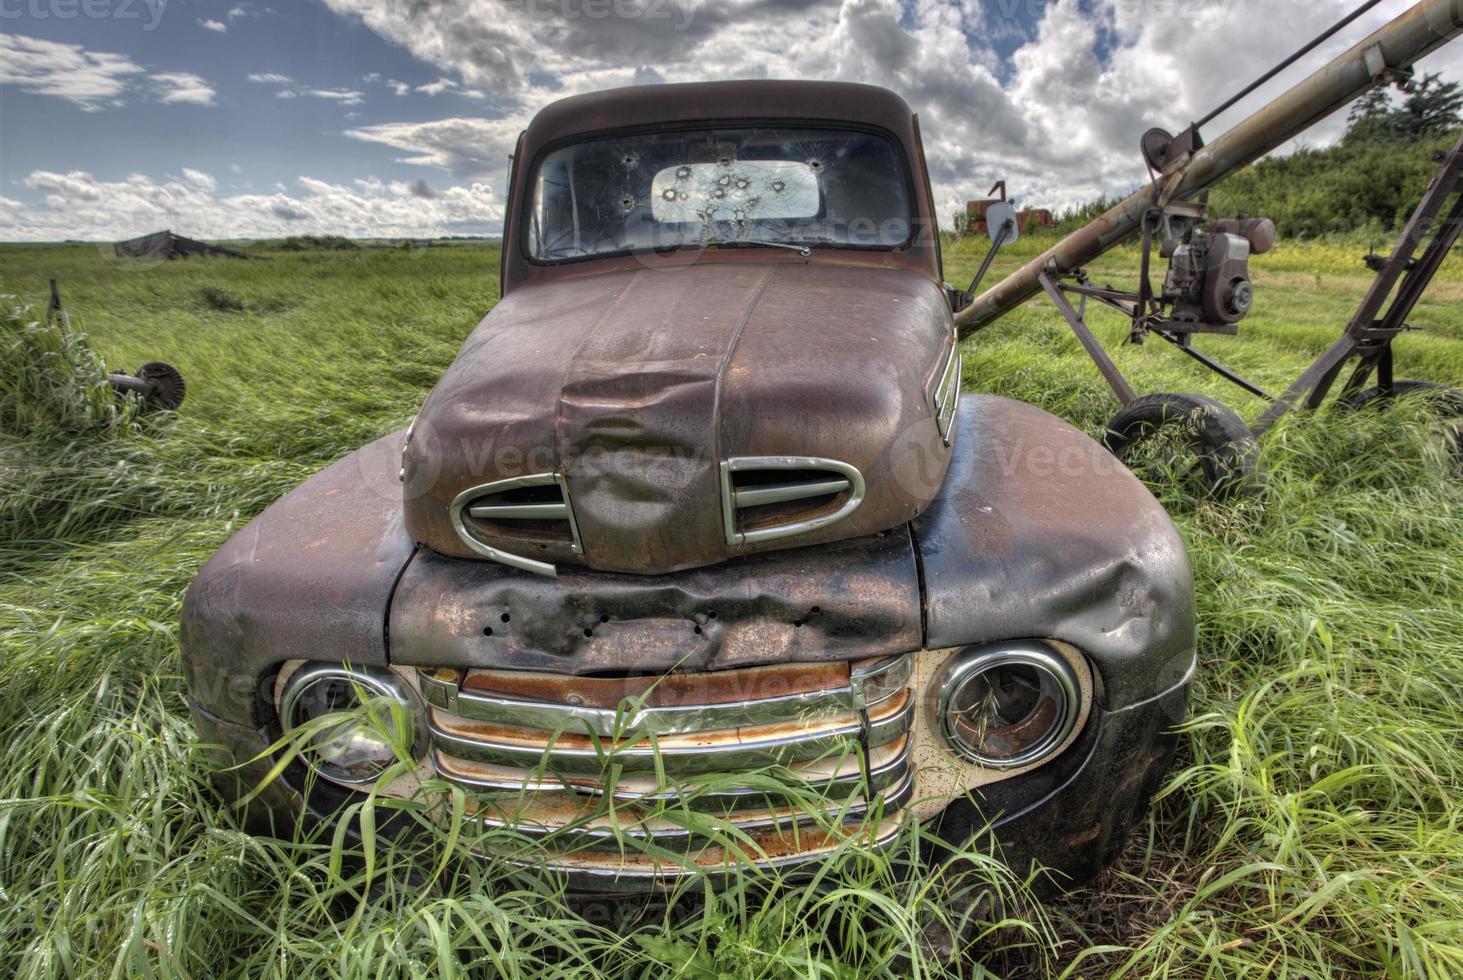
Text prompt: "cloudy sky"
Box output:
[[1, 0, 1460, 241]]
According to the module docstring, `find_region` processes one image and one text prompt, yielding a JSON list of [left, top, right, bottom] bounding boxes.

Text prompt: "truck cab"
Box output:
[[182, 80, 1195, 891]]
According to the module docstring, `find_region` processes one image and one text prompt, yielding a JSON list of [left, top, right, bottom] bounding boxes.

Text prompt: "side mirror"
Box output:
[[967, 202, 1020, 297], [986, 202, 1020, 245]]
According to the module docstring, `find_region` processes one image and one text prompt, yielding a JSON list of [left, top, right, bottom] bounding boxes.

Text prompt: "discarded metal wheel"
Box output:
[[136, 361, 187, 412], [1340, 380, 1463, 473], [1103, 392, 1261, 499]]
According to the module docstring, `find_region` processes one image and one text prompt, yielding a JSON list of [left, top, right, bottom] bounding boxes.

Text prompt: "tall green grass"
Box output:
[[1, 240, 1461, 976]]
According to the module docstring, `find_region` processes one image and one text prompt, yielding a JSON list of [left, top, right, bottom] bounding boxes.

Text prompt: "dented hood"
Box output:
[[403, 257, 954, 575]]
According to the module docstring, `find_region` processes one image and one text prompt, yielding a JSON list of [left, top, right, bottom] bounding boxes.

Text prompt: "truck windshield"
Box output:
[[526, 127, 912, 261]]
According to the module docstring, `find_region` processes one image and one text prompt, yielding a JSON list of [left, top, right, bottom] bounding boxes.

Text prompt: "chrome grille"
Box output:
[[418, 656, 915, 864], [448, 473, 581, 578], [719, 456, 866, 545]]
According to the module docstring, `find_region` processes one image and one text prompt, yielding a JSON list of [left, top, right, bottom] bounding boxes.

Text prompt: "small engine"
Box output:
[[1162, 217, 1275, 329]]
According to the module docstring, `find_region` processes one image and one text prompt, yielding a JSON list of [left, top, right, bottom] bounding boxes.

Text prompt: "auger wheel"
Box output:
[[1103, 392, 1262, 500]]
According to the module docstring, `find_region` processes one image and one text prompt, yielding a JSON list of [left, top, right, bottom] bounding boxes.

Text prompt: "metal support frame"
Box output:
[[1032, 130, 1463, 436], [1251, 131, 1463, 434], [1039, 271, 1138, 406]]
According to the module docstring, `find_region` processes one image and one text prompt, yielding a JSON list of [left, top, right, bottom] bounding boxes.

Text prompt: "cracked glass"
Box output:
[[527, 127, 912, 261]]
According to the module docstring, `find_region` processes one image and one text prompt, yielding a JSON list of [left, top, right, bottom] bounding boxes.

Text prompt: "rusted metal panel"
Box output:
[[387, 526, 924, 674], [180, 430, 415, 725], [912, 396, 1196, 710], [957, 0, 1463, 336], [402, 260, 952, 576]]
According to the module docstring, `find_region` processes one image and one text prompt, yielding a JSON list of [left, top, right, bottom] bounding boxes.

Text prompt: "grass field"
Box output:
[[2, 235, 1461, 977]]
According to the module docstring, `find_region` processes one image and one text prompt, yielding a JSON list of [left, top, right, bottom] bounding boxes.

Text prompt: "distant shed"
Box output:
[[114, 230, 250, 260], [965, 201, 1055, 235]]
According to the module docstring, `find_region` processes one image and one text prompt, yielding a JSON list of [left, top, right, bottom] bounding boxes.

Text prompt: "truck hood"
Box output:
[[403, 258, 954, 575]]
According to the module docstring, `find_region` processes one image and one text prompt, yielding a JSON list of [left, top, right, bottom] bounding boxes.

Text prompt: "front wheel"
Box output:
[[1103, 392, 1261, 500]]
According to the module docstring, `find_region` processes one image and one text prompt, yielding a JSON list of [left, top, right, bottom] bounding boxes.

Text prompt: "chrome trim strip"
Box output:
[[932, 346, 961, 446], [418, 655, 911, 738], [448, 472, 583, 578], [427, 692, 913, 774], [492, 813, 912, 891], [431, 734, 912, 807], [732, 477, 851, 509], [720, 456, 867, 547], [442, 685, 854, 737], [460, 770, 916, 852]]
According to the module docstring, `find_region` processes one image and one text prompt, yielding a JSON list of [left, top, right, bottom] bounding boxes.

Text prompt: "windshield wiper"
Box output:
[[705, 238, 811, 262]]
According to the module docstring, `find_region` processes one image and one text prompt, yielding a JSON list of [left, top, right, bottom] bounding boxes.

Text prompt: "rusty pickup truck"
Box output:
[[182, 80, 1194, 892]]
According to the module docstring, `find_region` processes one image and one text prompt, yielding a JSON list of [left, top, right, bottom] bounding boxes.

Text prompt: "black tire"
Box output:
[[136, 361, 187, 412], [1339, 379, 1463, 473], [1103, 392, 1261, 499]]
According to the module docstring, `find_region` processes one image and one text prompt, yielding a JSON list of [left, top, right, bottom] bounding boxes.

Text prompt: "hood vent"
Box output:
[[449, 474, 582, 577], [931, 345, 961, 446], [721, 456, 865, 546]]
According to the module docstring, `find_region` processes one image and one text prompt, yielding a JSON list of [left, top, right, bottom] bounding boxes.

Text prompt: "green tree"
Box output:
[[1344, 73, 1462, 143]]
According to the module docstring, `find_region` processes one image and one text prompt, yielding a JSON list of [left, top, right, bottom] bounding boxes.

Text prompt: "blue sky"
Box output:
[[2, 0, 1458, 240]]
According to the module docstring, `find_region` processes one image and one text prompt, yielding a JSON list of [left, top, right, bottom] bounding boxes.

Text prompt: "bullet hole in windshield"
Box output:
[[618, 195, 635, 213], [482, 627, 494, 637], [807, 159, 824, 174], [770, 180, 785, 193]]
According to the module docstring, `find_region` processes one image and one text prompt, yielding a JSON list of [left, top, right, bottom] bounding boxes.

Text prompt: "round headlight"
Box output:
[[279, 664, 417, 786], [935, 642, 1081, 769]]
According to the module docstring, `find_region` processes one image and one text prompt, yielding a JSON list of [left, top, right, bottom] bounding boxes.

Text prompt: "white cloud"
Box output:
[[0, 33, 143, 111], [345, 117, 526, 180], [317, 0, 1463, 219], [0, 33, 223, 112], [247, 72, 361, 105], [305, 88, 365, 104], [152, 72, 217, 106], [1, 169, 500, 241], [199, 18, 228, 32], [415, 77, 457, 96], [228, 5, 249, 19]]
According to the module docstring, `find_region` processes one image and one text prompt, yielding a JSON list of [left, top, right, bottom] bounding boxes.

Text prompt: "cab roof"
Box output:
[[521, 80, 919, 145]]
